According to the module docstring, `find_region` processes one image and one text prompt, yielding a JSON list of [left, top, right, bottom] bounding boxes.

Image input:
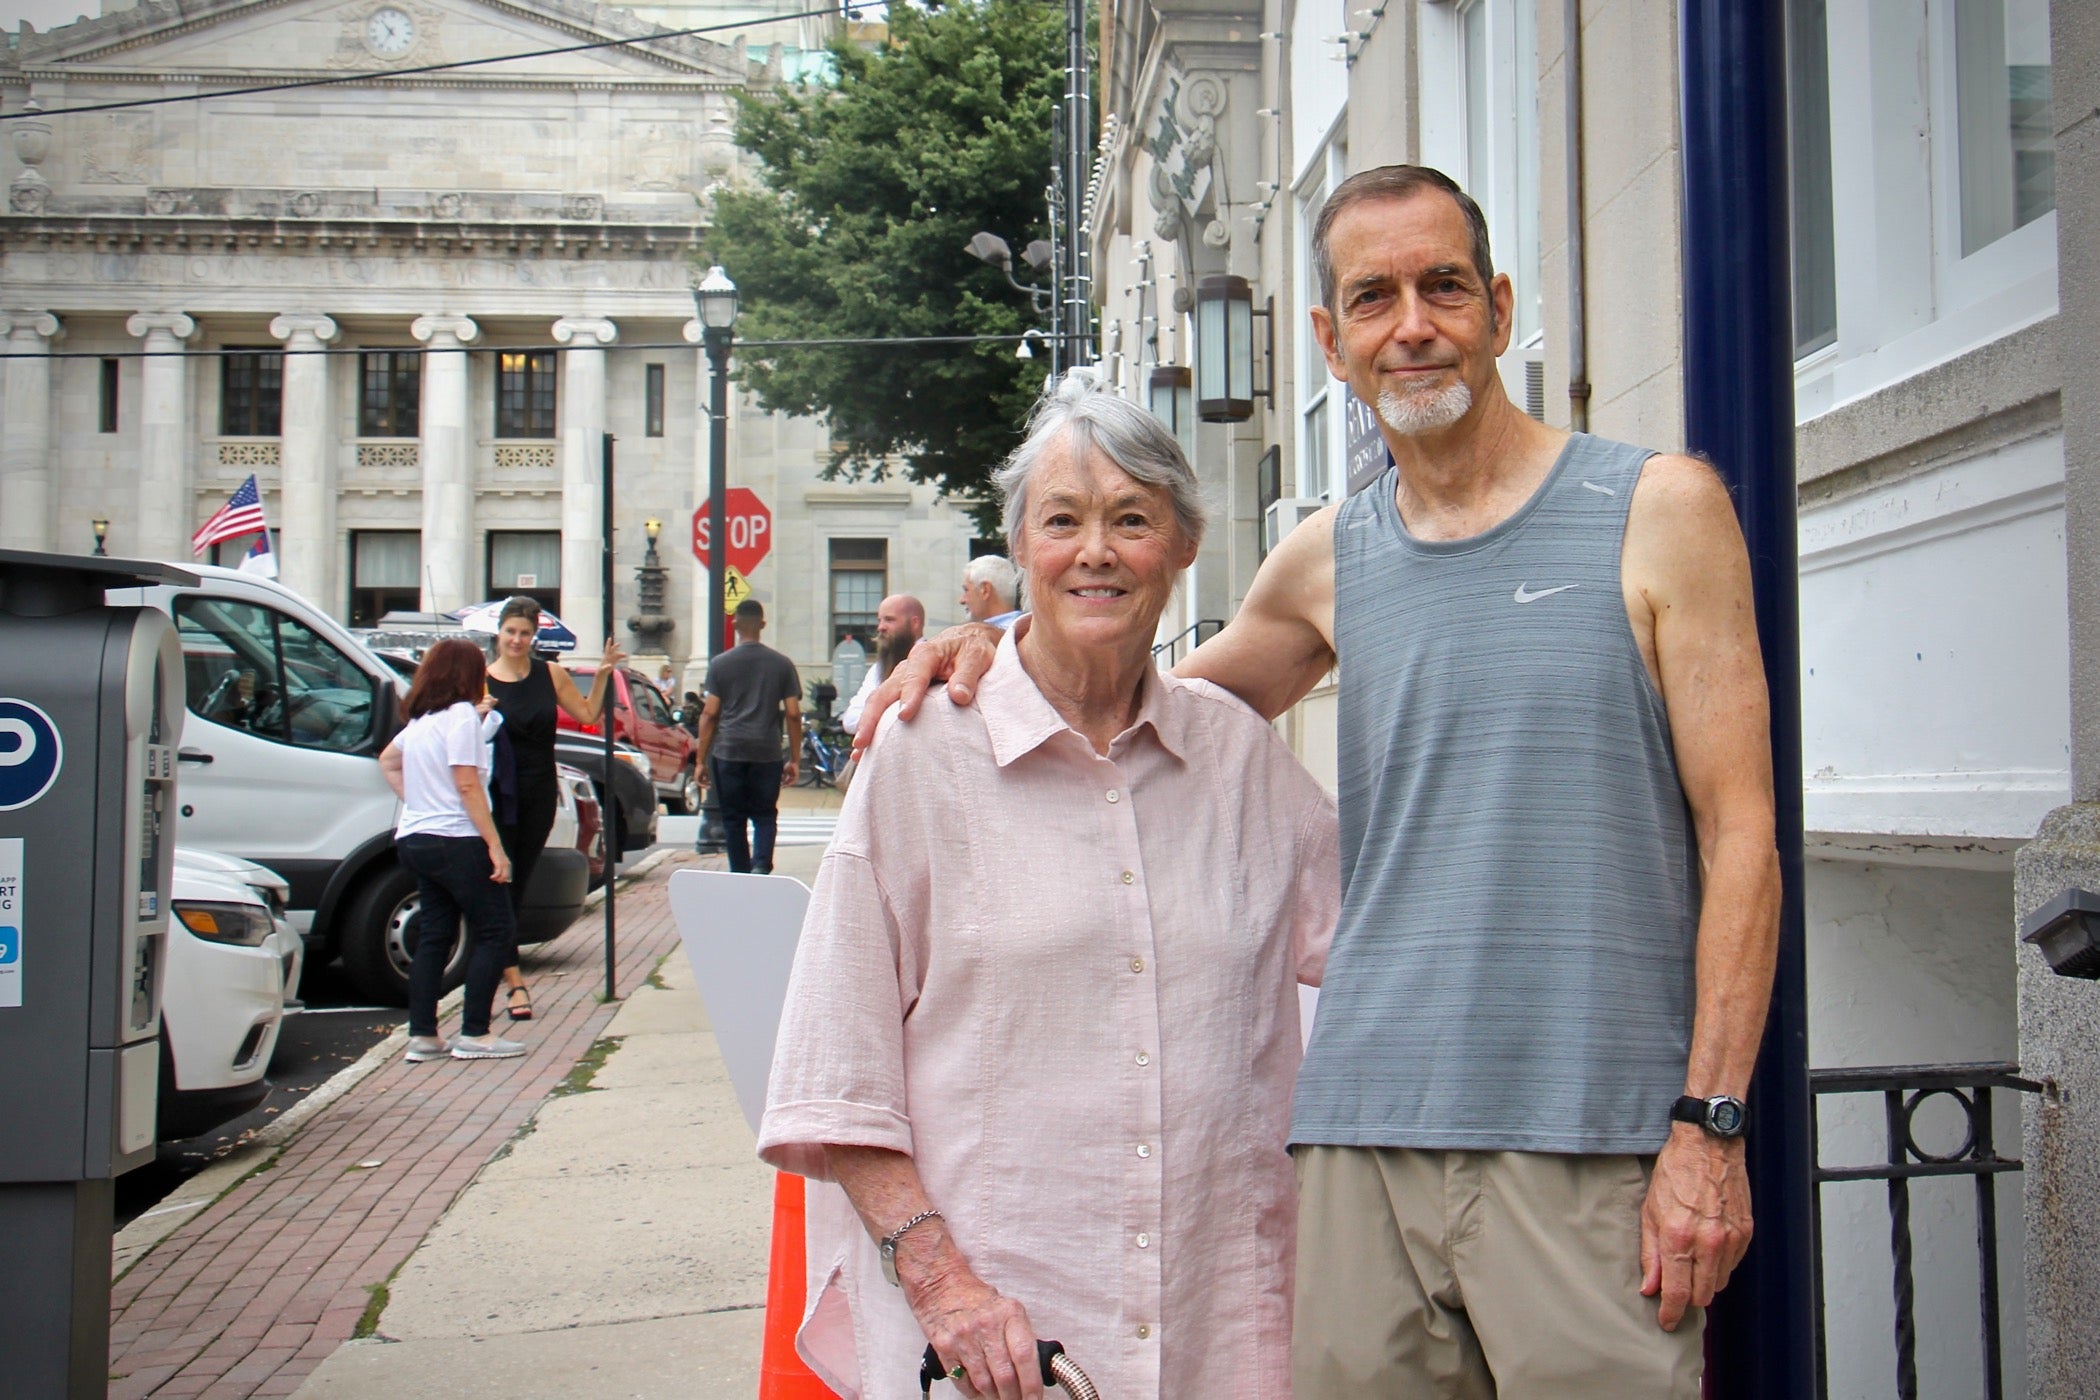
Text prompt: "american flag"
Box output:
[[191, 475, 269, 555]]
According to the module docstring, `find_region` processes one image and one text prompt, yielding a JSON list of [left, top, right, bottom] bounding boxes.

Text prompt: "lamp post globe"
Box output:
[[694, 265, 740, 337]]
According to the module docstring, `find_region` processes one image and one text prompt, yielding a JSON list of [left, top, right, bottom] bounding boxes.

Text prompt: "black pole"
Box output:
[[1679, 6, 1814, 1398], [696, 327, 732, 855], [1063, 0, 1090, 370], [600, 430, 618, 1003]]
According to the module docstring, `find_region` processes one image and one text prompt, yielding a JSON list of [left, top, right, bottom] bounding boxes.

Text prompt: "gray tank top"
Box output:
[[1292, 433, 1699, 1155]]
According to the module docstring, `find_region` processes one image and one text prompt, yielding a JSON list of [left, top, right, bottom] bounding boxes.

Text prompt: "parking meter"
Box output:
[[0, 549, 195, 1399]]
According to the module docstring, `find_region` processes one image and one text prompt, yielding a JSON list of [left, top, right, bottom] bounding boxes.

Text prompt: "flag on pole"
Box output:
[[191, 474, 269, 555], [238, 528, 279, 578]]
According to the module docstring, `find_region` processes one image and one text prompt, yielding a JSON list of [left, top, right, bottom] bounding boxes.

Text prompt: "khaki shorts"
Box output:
[[1292, 1145, 1703, 1399]]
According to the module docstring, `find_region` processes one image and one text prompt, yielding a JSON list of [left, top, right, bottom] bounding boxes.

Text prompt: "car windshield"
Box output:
[[177, 596, 376, 752]]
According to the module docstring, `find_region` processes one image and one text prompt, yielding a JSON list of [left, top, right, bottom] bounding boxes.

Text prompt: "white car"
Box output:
[[158, 849, 303, 1142]]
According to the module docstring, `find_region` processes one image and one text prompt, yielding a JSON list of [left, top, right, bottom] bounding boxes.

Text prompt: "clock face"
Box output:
[[365, 7, 415, 56]]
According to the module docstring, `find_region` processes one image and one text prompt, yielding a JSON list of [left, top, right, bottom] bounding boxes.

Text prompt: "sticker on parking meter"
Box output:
[[0, 698, 63, 812], [0, 838, 20, 1009]]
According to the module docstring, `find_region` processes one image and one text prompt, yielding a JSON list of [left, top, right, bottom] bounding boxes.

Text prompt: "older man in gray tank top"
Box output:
[[874, 164, 1780, 1397]]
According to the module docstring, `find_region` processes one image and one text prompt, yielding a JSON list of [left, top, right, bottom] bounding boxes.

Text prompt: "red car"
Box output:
[[557, 664, 701, 814]]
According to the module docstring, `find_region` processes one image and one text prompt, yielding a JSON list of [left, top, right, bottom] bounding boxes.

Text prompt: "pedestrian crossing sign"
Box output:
[[723, 566, 752, 614]]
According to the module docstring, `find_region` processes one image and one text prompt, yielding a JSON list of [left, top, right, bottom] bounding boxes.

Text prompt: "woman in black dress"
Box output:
[[484, 597, 625, 1019]]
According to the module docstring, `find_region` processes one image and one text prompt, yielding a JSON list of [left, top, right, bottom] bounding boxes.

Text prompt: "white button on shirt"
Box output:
[[760, 627, 1340, 1400]]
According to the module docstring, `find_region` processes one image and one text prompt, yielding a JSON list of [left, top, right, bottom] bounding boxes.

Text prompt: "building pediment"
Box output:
[[9, 0, 751, 83]]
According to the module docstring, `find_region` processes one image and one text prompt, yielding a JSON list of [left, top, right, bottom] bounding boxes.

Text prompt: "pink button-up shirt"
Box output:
[[759, 628, 1339, 1399]]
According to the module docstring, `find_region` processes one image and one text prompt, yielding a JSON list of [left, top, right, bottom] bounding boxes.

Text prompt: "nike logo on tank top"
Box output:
[[1294, 433, 1700, 1156]]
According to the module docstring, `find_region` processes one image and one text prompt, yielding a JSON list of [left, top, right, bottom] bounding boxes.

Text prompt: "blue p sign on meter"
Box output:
[[0, 698, 62, 812]]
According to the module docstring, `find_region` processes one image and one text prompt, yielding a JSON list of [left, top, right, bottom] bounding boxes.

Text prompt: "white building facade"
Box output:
[[0, 0, 986, 687], [1094, 0, 2080, 1393]]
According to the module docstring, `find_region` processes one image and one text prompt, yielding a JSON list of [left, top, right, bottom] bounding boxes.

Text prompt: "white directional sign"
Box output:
[[0, 838, 22, 1009]]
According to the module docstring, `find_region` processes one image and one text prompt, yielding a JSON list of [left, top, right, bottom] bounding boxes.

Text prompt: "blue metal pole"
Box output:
[[1678, 5, 1815, 1397]]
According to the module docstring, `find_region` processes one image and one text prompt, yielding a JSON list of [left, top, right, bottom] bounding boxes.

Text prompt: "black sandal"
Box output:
[[505, 985, 535, 1022]]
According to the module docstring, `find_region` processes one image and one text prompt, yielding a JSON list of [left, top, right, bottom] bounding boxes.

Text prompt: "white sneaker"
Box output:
[[405, 1036, 450, 1062], [450, 1034, 527, 1060]]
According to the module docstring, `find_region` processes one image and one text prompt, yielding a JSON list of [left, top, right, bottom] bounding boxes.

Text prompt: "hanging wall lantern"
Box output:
[[1148, 365, 1194, 459], [1195, 274, 1255, 422]]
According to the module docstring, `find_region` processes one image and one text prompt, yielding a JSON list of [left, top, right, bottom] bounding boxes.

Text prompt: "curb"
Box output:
[[112, 848, 680, 1280]]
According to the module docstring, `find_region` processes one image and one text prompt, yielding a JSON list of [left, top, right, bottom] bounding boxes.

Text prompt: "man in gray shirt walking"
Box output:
[[695, 599, 802, 874], [877, 165, 1779, 1396]]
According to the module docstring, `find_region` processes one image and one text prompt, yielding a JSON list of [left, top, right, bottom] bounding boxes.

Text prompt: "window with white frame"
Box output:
[[1955, 0, 2053, 256], [1421, 0, 1543, 410], [1295, 141, 1349, 502], [1794, 0, 2055, 412]]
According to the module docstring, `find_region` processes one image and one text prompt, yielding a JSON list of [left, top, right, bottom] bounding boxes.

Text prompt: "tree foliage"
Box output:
[[705, 0, 1064, 529]]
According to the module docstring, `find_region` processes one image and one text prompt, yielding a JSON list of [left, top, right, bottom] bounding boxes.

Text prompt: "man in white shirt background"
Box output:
[[839, 594, 925, 732]]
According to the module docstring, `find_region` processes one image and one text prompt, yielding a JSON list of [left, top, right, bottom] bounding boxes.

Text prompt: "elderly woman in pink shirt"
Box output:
[[759, 375, 1339, 1400]]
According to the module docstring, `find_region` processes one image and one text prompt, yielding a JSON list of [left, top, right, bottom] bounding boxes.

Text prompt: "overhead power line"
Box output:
[[0, 332, 1040, 362], [0, 3, 848, 122]]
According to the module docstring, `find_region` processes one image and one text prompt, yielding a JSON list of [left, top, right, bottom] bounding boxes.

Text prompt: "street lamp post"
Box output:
[[90, 518, 109, 556], [692, 266, 739, 856]]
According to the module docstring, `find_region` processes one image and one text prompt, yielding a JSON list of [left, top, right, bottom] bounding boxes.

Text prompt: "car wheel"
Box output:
[[339, 863, 468, 1006], [669, 763, 701, 815]]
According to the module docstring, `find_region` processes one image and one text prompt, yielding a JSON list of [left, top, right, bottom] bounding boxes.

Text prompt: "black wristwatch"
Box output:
[[1670, 1094, 1748, 1138]]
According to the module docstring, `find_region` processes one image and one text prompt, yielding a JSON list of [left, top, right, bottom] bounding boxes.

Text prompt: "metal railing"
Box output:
[[1152, 618, 1222, 667], [1810, 1062, 2041, 1400]]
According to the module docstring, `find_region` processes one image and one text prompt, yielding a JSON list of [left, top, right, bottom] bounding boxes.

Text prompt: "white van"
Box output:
[[108, 565, 589, 1004]]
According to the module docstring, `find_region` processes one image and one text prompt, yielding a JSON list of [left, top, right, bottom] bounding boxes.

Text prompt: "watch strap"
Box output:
[[1671, 1094, 1748, 1137]]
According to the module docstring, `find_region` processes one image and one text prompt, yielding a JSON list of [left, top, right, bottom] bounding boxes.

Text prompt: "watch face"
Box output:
[[1709, 1099, 1745, 1135], [365, 7, 415, 55]]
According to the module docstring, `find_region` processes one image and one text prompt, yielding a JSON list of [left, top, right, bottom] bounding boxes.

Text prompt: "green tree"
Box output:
[[706, 0, 1066, 529]]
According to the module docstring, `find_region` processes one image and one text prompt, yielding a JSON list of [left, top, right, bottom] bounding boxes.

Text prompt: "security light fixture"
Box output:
[[1148, 366, 1194, 459], [2022, 888, 2100, 980], [1195, 274, 1256, 422]]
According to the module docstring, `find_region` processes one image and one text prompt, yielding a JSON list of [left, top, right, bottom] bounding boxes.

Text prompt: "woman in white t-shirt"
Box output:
[[378, 639, 527, 1063]]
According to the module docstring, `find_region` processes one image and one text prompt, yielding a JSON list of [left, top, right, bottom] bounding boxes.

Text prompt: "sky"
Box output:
[[1, 0, 102, 32]]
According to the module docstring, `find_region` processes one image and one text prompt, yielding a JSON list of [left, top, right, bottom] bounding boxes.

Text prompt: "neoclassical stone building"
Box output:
[[0, 0, 983, 681]]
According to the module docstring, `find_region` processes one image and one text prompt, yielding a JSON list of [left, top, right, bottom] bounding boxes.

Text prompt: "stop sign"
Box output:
[[691, 488, 773, 574]]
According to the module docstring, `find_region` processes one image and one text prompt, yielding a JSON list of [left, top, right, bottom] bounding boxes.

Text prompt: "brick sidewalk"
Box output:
[[108, 854, 705, 1400]]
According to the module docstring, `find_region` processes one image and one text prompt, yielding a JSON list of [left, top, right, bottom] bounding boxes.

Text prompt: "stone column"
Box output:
[[269, 314, 339, 607], [125, 313, 198, 563], [0, 311, 61, 552], [411, 314, 479, 613], [552, 316, 617, 651], [2019, 4, 2100, 1396]]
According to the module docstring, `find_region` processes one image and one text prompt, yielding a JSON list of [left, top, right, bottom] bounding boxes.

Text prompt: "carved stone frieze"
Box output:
[[561, 194, 604, 221], [82, 115, 152, 186], [10, 173, 49, 214], [219, 442, 282, 468], [1144, 69, 1229, 249]]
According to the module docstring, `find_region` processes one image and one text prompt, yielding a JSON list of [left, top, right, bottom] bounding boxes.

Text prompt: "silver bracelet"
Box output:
[[879, 1208, 943, 1287]]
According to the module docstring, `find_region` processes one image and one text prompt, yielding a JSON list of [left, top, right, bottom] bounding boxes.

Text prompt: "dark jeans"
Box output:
[[714, 758, 785, 873], [397, 834, 516, 1038]]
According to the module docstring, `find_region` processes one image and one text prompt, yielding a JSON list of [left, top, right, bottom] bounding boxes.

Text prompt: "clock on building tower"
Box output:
[[364, 7, 415, 56]]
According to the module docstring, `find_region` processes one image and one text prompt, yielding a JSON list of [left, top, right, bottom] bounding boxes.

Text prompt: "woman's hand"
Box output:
[[601, 637, 629, 671], [475, 694, 498, 717], [907, 1262, 1043, 1400], [487, 843, 513, 884]]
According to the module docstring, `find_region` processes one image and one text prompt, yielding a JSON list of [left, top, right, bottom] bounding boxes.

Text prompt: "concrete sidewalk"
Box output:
[[106, 838, 817, 1399], [287, 843, 822, 1400]]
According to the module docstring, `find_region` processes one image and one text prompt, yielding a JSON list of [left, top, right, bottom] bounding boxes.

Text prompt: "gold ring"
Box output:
[[949, 1364, 967, 1382]]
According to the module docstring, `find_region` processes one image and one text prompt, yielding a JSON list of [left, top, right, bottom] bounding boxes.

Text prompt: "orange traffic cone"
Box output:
[[760, 1171, 838, 1398]]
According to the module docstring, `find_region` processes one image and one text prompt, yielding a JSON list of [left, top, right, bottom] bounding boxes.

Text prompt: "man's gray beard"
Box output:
[[1377, 378, 1473, 436]]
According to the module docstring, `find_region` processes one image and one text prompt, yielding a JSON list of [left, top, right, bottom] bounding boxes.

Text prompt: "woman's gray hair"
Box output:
[[992, 370, 1208, 550]]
